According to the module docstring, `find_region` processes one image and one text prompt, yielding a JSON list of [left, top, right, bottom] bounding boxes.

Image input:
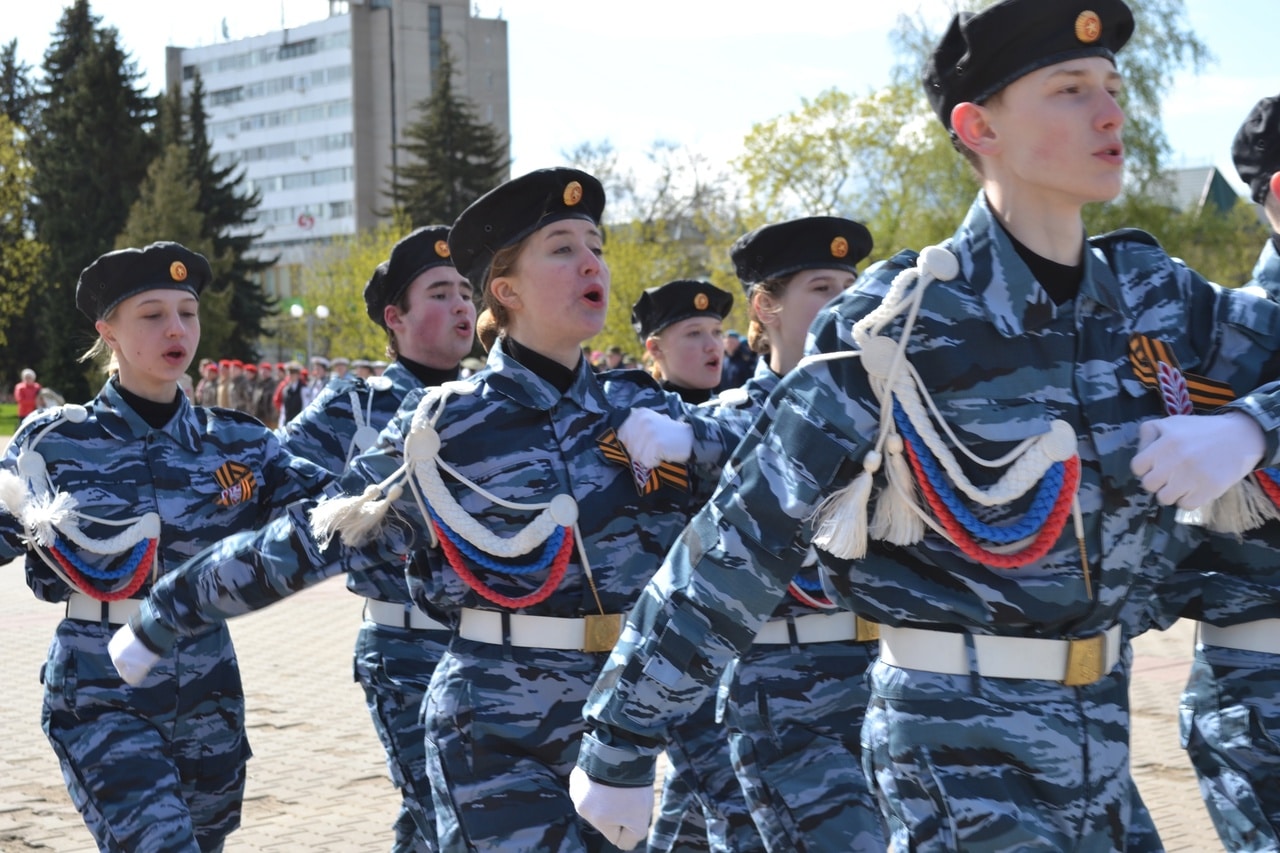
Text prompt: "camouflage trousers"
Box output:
[[353, 620, 450, 853], [1180, 640, 1280, 852], [40, 617, 250, 853], [863, 641, 1147, 852], [423, 640, 631, 852], [723, 638, 884, 852], [648, 695, 760, 853]]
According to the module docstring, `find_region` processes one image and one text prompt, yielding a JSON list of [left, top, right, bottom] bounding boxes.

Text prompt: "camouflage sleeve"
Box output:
[[1178, 269, 1280, 464], [657, 391, 750, 498], [579, 355, 869, 786], [131, 413, 414, 652], [278, 382, 361, 476], [1250, 238, 1280, 301]]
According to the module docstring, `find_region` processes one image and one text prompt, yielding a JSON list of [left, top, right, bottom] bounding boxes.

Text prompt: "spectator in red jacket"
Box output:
[[14, 368, 40, 418]]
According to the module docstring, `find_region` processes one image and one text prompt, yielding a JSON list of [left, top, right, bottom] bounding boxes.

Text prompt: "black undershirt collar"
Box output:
[[113, 376, 182, 429], [661, 381, 712, 405], [996, 219, 1083, 306], [397, 356, 460, 388], [502, 337, 577, 395]]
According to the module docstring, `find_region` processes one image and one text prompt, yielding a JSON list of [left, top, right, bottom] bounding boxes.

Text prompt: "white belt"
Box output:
[[364, 598, 448, 631], [879, 623, 1122, 686], [754, 612, 880, 645], [66, 593, 141, 626], [1200, 619, 1280, 655], [457, 608, 623, 653]]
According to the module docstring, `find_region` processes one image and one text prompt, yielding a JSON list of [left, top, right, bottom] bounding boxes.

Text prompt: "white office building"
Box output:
[[164, 0, 509, 302]]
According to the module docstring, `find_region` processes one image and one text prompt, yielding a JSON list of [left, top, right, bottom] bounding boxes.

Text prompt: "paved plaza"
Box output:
[[0, 561, 1224, 852]]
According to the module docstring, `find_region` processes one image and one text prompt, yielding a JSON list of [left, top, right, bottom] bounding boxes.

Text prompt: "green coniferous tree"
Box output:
[[115, 143, 235, 367], [386, 41, 508, 226], [0, 40, 36, 130], [185, 72, 275, 359], [28, 0, 156, 400], [0, 115, 46, 389]]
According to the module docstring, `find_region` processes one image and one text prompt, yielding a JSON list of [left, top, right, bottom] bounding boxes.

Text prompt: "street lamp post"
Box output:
[[290, 302, 330, 364]]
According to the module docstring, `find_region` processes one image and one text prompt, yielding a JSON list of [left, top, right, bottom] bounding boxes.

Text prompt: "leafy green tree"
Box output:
[[0, 115, 46, 388], [736, 0, 1222, 269], [294, 220, 407, 363], [0, 40, 36, 130], [28, 0, 156, 399], [386, 40, 508, 225], [563, 140, 751, 356], [888, 0, 1212, 195]]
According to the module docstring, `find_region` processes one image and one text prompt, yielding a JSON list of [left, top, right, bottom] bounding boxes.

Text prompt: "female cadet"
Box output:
[[571, 1, 1280, 849], [632, 279, 732, 405], [277, 225, 475, 852], [715, 216, 883, 851], [108, 169, 744, 852], [628, 279, 760, 853], [0, 242, 332, 852]]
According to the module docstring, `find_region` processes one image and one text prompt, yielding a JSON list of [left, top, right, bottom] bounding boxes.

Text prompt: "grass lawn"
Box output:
[[0, 402, 17, 437]]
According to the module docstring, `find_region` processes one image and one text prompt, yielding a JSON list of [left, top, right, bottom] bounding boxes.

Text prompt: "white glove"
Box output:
[[1131, 412, 1265, 509], [569, 766, 652, 850], [109, 623, 161, 686], [617, 408, 693, 469]]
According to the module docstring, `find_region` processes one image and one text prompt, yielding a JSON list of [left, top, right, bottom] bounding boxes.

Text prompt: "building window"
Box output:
[[428, 5, 443, 74], [278, 38, 318, 61]]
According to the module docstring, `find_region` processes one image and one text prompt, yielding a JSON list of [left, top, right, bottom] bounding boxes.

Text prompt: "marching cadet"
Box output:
[[194, 358, 220, 407], [632, 279, 733, 406], [277, 225, 476, 852], [629, 279, 759, 853], [0, 242, 333, 852], [330, 356, 351, 384], [254, 361, 279, 428], [569, 1, 1280, 850], [1144, 90, 1280, 852], [107, 168, 745, 852], [713, 216, 884, 852], [303, 356, 330, 408]]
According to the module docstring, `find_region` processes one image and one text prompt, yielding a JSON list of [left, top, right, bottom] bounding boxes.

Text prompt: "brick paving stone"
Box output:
[[0, 419, 1231, 853]]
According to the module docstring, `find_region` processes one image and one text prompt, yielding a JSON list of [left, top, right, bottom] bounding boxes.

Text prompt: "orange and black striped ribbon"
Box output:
[[1128, 333, 1236, 411], [214, 460, 256, 506], [596, 428, 690, 495]]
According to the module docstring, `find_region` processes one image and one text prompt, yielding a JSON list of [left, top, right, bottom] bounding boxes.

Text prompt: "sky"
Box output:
[[9, 0, 1276, 197]]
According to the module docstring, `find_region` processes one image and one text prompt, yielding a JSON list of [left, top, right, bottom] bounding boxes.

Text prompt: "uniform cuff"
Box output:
[[130, 599, 179, 656], [576, 730, 657, 788]]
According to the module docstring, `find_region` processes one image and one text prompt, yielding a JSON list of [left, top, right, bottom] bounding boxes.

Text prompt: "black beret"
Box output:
[[364, 225, 455, 327], [76, 241, 211, 321], [448, 168, 605, 285], [1233, 93, 1280, 206], [730, 217, 873, 291], [924, 0, 1134, 129], [631, 279, 734, 340]]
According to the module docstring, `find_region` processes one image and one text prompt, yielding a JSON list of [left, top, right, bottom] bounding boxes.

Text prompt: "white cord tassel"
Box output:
[[310, 475, 406, 548], [1189, 477, 1279, 535], [872, 434, 925, 546], [23, 490, 80, 548], [0, 469, 25, 516], [812, 450, 879, 560]]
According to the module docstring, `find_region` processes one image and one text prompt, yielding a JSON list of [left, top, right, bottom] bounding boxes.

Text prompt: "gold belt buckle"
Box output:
[[583, 613, 623, 653], [1062, 634, 1106, 686], [855, 617, 880, 643]]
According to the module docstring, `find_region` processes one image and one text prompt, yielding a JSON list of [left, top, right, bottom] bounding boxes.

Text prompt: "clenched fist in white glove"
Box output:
[[109, 622, 161, 686], [617, 408, 693, 470], [1131, 412, 1265, 509], [569, 766, 653, 850]]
